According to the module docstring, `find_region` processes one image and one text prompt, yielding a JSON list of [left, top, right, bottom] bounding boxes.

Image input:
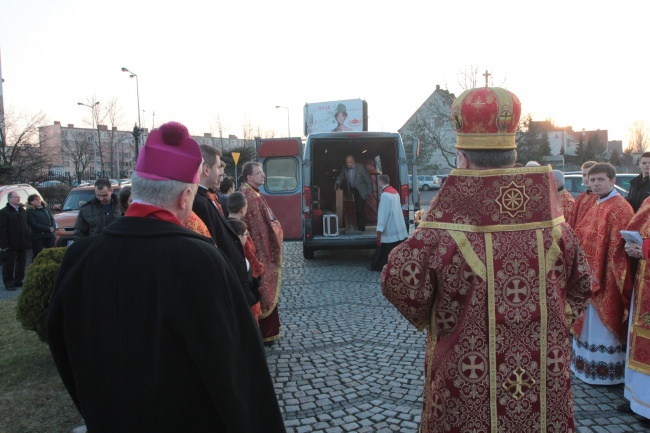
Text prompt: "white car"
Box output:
[[408, 175, 442, 191]]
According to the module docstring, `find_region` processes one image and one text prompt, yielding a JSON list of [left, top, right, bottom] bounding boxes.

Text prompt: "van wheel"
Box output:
[[421, 184, 430, 191], [303, 245, 315, 260]]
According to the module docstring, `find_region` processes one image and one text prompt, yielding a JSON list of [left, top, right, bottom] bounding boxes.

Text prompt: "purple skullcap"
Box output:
[[135, 121, 201, 183]]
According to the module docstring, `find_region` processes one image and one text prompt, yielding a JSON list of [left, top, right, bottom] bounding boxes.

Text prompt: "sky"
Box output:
[[1, 0, 649, 149]]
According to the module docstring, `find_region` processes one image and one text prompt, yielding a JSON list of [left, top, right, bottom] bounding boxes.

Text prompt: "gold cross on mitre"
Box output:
[[483, 69, 491, 87]]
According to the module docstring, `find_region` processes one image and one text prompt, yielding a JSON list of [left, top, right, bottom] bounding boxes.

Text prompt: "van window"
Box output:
[[265, 158, 298, 192]]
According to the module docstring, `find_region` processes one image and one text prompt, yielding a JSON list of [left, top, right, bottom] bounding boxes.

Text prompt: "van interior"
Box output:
[[309, 137, 401, 234]]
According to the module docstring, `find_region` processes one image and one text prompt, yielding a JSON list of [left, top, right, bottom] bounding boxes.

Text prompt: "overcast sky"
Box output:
[[1, 0, 648, 148]]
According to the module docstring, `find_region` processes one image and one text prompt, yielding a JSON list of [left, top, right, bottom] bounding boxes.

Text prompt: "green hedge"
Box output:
[[16, 247, 67, 342]]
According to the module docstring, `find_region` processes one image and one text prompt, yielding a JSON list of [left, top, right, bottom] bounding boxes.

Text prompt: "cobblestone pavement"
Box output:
[[267, 242, 648, 433]]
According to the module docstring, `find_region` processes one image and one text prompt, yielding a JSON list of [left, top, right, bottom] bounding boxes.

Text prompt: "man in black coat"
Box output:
[[0, 191, 30, 290], [627, 152, 650, 212], [47, 122, 285, 432], [193, 144, 253, 304], [73, 178, 121, 239]]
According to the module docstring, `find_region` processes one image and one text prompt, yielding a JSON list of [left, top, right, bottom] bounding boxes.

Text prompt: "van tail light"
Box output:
[[304, 186, 311, 211]]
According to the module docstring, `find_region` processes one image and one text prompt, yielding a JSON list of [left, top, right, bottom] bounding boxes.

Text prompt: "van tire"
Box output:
[[303, 245, 315, 260]]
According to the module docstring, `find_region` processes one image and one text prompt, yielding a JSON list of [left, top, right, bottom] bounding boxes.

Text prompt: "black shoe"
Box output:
[[639, 416, 650, 427], [617, 403, 634, 414], [263, 341, 275, 347], [5, 286, 16, 291], [14, 281, 23, 287]]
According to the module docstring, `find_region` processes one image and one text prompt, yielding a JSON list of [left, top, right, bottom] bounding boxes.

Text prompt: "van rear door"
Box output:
[[256, 138, 303, 240]]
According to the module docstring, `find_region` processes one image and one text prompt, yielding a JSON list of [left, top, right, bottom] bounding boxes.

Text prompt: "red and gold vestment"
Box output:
[[627, 198, 650, 374], [241, 183, 283, 342], [558, 188, 575, 226], [569, 190, 597, 229], [572, 194, 633, 342], [382, 166, 591, 433]]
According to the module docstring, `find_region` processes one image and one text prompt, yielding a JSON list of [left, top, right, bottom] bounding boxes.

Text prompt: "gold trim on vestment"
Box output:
[[544, 225, 563, 276], [485, 233, 498, 433], [448, 231, 487, 281], [450, 166, 552, 177], [629, 259, 650, 374], [537, 230, 548, 431], [418, 216, 565, 233], [455, 133, 516, 150]]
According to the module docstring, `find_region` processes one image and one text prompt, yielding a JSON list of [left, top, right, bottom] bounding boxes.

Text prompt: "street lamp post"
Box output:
[[275, 105, 290, 137], [77, 101, 100, 176], [121, 67, 142, 159]]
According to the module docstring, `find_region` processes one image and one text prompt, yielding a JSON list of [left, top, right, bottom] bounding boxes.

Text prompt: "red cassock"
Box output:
[[382, 167, 591, 433], [241, 183, 283, 342]]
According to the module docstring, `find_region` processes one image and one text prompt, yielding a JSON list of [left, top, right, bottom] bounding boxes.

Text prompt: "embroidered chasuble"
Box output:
[[382, 166, 591, 433], [625, 198, 650, 375], [571, 193, 633, 342], [558, 189, 575, 226], [569, 190, 597, 229], [241, 183, 283, 342]]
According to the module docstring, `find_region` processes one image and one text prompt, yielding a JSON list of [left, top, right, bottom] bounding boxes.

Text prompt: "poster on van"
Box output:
[[303, 99, 368, 135]]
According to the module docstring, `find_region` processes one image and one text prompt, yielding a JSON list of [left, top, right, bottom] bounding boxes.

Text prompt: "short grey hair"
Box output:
[[461, 149, 517, 168], [131, 173, 196, 209]]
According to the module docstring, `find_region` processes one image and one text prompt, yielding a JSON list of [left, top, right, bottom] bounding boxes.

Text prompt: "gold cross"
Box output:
[[483, 69, 491, 87], [502, 366, 536, 400]]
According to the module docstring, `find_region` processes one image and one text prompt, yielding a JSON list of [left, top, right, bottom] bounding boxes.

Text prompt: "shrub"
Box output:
[[16, 247, 67, 342]]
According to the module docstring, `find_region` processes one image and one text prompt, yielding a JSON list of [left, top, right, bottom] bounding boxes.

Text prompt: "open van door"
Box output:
[[256, 137, 303, 240]]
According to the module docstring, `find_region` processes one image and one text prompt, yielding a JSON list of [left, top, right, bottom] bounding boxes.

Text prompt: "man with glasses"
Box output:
[[0, 191, 29, 290], [193, 144, 255, 306], [241, 161, 283, 345]]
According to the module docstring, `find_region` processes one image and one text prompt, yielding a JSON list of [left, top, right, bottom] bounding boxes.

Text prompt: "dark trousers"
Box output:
[[370, 240, 403, 271], [31, 237, 55, 259], [352, 188, 366, 231], [3, 248, 26, 287]]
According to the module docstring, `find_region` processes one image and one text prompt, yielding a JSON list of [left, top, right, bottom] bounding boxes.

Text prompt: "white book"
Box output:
[[620, 230, 643, 245]]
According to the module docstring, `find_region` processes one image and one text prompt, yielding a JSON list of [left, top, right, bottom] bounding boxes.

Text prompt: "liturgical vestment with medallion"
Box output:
[[382, 166, 591, 433]]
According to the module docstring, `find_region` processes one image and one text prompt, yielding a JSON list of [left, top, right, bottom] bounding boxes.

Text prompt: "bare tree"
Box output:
[[241, 117, 255, 141], [211, 113, 227, 149], [61, 129, 94, 183], [627, 120, 649, 153], [0, 109, 51, 184], [400, 88, 457, 171], [453, 66, 506, 91]]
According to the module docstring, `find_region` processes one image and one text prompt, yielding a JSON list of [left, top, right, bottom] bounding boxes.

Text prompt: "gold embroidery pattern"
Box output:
[[496, 182, 529, 218], [642, 313, 650, 326], [502, 366, 537, 400]]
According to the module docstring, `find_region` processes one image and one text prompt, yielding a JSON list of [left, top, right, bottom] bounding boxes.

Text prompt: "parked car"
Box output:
[[408, 175, 442, 191], [37, 180, 64, 187], [118, 178, 132, 186], [563, 174, 631, 199], [0, 184, 42, 207], [53, 185, 124, 246]]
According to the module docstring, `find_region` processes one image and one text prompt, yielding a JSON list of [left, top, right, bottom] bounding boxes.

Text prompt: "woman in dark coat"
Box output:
[[26, 194, 56, 258]]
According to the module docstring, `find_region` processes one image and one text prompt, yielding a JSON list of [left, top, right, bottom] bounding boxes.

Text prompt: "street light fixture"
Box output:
[[77, 101, 100, 175], [275, 105, 290, 137], [121, 67, 142, 159]]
